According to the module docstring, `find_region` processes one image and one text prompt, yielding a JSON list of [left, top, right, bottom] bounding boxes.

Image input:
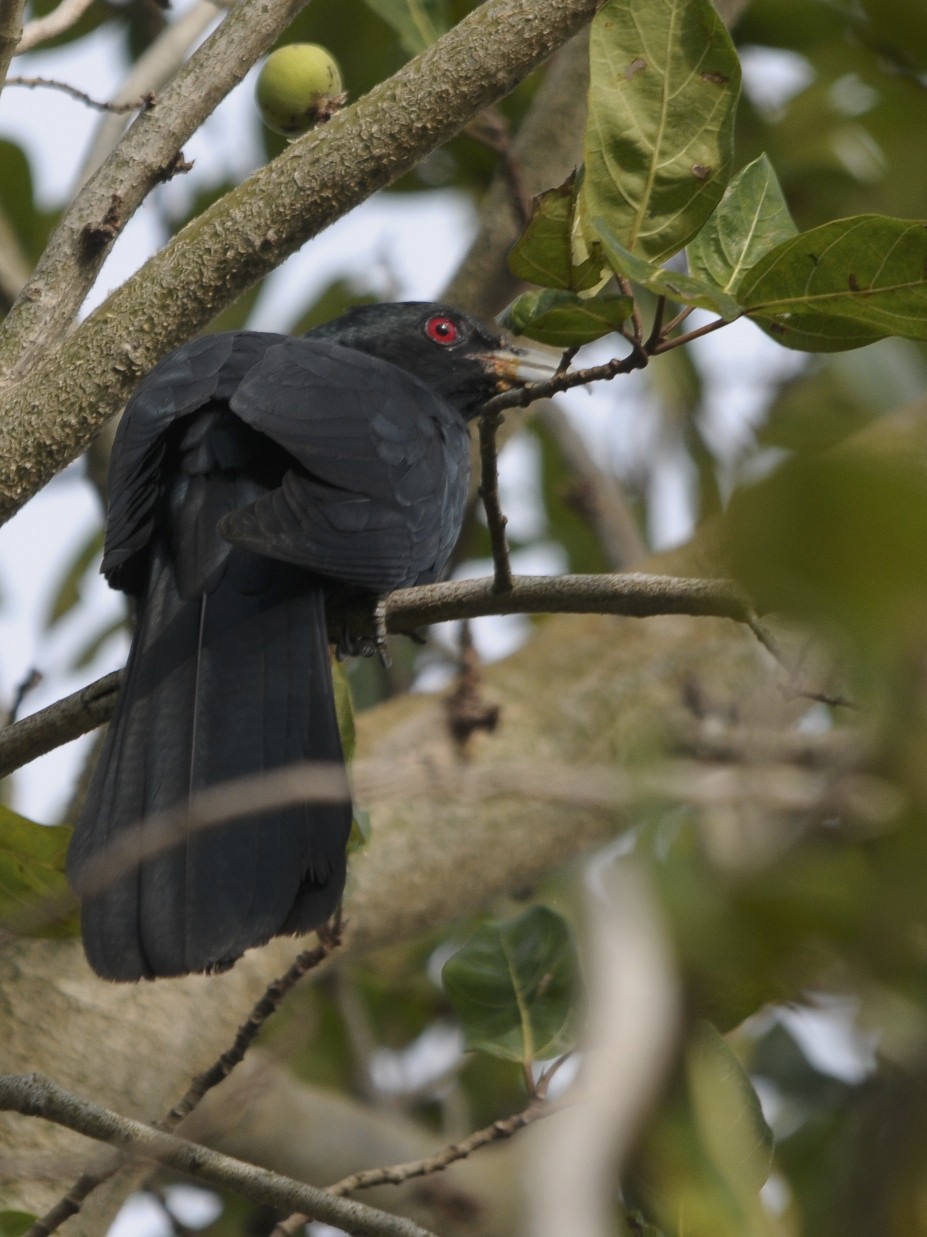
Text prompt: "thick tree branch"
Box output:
[[0, 0, 602, 525], [0, 1074, 436, 1237], [0, 0, 313, 387], [0, 572, 770, 777], [0, 0, 23, 90]]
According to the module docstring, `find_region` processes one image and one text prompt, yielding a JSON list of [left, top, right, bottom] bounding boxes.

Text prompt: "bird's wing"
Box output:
[[224, 337, 471, 591], [102, 331, 281, 592]]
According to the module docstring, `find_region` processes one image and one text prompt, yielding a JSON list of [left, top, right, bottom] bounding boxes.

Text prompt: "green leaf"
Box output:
[[500, 288, 633, 346], [44, 525, 103, 630], [595, 220, 742, 318], [581, 0, 741, 262], [737, 215, 927, 351], [0, 807, 78, 938], [360, 0, 448, 55], [442, 906, 578, 1065], [688, 154, 798, 293], [508, 174, 603, 292], [687, 1022, 774, 1197]]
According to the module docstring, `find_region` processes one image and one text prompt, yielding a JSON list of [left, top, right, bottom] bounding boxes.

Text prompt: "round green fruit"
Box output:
[[256, 44, 344, 138]]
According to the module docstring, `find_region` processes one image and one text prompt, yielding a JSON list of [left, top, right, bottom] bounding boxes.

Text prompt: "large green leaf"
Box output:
[[595, 220, 742, 318], [581, 0, 741, 262], [508, 174, 603, 292], [737, 215, 927, 351], [688, 154, 798, 293], [0, 807, 78, 938], [501, 287, 633, 346], [442, 906, 578, 1065]]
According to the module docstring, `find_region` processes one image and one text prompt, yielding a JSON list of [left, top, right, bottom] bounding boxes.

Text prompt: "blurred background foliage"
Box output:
[[4, 0, 927, 1233]]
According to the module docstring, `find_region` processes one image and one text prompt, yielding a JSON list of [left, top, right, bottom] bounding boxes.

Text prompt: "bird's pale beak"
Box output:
[[482, 340, 564, 391]]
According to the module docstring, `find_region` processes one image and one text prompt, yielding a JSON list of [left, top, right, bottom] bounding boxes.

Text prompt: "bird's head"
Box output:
[[307, 301, 561, 418]]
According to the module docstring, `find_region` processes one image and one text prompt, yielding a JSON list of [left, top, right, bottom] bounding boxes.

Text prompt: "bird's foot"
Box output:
[[335, 598, 391, 667]]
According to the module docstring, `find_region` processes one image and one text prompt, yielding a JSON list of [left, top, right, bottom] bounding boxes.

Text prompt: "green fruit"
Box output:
[[256, 44, 344, 138]]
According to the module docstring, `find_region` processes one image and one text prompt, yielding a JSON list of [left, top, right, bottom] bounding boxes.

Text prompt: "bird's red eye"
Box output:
[[424, 315, 460, 346]]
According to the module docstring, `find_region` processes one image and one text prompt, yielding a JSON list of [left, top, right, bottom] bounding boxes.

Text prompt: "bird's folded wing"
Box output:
[[224, 338, 470, 590]]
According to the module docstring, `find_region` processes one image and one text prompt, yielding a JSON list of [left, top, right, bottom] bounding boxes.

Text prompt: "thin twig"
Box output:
[[270, 1099, 554, 1235], [0, 1074, 436, 1237], [651, 315, 730, 353], [480, 346, 648, 417], [4, 76, 155, 112], [165, 918, 343, 1127], [660, 303, 697, 337], [478, 408, 514, 591]]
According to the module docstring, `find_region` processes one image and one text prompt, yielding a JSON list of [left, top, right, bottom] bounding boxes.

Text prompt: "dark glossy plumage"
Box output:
[[68, 302, 545, 981]]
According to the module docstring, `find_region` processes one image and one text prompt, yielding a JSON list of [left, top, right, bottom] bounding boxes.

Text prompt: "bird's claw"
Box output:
[[335, 598, 391, 667]]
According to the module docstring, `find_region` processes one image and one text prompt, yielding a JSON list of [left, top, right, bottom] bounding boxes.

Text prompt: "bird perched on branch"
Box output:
[[67, 302, 557, 981]]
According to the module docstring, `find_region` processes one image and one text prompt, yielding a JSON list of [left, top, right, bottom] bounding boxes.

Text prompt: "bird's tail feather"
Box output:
[[68, 543, 351, 980]]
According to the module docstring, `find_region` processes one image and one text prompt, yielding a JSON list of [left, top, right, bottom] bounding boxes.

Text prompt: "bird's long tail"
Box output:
[[67, 542, 352, 981]]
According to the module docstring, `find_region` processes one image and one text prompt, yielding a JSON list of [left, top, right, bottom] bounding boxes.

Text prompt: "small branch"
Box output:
[[17, 0, 95, 52], [28, 922, 343, 1237], [4, 75, 155, 112], [0, 1074, 437, 1237], [478, 408, 515, 591], [480, 346, 648, 418], [271, 1100, 553, 1236], [0, 573, 774, 778], [0, 669, 120, 778], [163, 917, 342, 1128], [652, 313, 729, 353]]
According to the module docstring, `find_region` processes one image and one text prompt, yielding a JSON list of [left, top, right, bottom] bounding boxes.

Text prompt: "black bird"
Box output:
[[67, 302, 556, 982]]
